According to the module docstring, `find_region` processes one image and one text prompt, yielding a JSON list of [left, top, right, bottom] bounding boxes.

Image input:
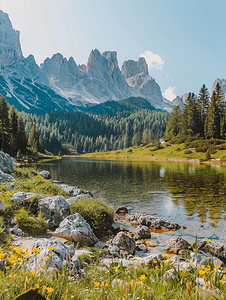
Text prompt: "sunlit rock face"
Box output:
[[0, 10, 22, 67]]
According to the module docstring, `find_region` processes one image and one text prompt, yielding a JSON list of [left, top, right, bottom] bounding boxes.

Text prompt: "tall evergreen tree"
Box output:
[[164, 106, 181, 140], [205, 91, 218, 139], [0, 96, 9, 152], [9, 106, 19, 156], [197, 84, 209, 137], [28, 124, 40, 153]]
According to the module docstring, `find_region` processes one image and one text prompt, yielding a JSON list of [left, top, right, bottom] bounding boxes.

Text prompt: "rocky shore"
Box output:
[[1, 151, 226, 297]]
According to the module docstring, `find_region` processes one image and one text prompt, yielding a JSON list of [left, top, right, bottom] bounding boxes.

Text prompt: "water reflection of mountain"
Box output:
[[165, 171, 226, 223]]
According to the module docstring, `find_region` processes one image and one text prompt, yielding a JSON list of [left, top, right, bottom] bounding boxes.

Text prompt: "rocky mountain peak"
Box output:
[[102, 51, 118, 75], [121, 57, 149, 80], [0, 10, 23, 67]]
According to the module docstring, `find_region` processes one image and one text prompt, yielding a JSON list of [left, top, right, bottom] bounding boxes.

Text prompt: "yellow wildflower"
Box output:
[[220, 280, 225, 285], [48, 247, 55, 251], [30, 270, 36, 275], [163, 260, 167, 264], [153, 259, 157, 264], [14, 247, 24, 255], [137, 260, 140, 263], [0, 253, 5, 259], [139, 274, 147, 281], [199, 270, 206, 275], [47, 287, 54, 295], [162, 254, 167, 258], [32, 247, 41, 254], [204, 283, 208, 289], [200, 265, 205, 270], [44, 256, 49, 262], [94, 282, 100, 288], [23, 252, 30, 258], [101, 282, 108, 287], [190, 262, 194, 267], [207, 257, 210, 260], [145, 263, 148, 266], [49, 253, 54, 257], [35, 283, 40, 289], [155, 266, 159, 270], [206, 239, 211, 243], [182, 270, 186, 276], [143, 289, 146, 295]]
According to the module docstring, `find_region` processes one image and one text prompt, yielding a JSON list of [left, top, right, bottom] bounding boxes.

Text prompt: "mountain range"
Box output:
[[0, 10, 225, 113]]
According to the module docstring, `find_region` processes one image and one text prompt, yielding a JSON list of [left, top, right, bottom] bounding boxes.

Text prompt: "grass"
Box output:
[[70, 198, 114, 238], [0, 242, 226, 299], [81, 140, 226, 163]]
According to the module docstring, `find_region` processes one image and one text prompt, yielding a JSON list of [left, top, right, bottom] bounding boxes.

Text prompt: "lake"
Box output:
[[31, 157, 226, 251]]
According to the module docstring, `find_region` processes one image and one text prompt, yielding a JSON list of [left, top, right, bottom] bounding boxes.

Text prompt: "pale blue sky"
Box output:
[[1, 0, 226, 100]]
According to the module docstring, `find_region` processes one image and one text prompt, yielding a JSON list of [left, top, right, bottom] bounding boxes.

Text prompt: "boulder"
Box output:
[[10, 226, 23, 236], [27, 238, 80, 274], [93, 241, 106, 249], [53, 213, 98, 246], [115, 206, 128, 215], [135, 240, 148, 253], [133, 225, 151, 240], [128, 213, 180, 231], [38, 196, 70, 228], [164, 236, 190, 254], [108, 244, 120, 257], [219, 251, 226, 264], [0, 151, 15, 173], [12, 192, 40, 204], [0, 200, 6, 211], [112, 232, 136, 255], [66, 193, 93, 205], [54, 183, 93, 198], [0, 170, 15, 183], [39, 170, 51, 179], [197, 240, 224, 257]]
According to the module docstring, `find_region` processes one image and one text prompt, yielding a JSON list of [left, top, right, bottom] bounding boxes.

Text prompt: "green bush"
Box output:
[[184, 150, 192, 155], [15, 209, 47, 236], [70, 198, 114, 238]]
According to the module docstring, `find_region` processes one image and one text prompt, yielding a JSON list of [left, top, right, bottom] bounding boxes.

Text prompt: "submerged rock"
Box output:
[[54, 183, 93, 198], [53, 213, 98, 246], [133, 225, 151, 240], [115, 206, 128, 215], [38, 195, 70, 228], [128, 213, 180, 231]]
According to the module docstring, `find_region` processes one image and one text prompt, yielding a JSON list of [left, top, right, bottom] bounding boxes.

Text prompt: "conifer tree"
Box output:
[[197, 84, 209, 137], [164, 106, 181, 140], [28, 124, 40, 153], [9, 106, 19, 156], [205, 91, 218, 139], [0, 96, 9, 151]]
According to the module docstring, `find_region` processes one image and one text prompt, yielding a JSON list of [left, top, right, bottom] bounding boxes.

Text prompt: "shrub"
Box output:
[[184, 150, 192, 155], [15, 209, 47, 236], [205, 149, 211, 161], [70, 198, 114, 238]]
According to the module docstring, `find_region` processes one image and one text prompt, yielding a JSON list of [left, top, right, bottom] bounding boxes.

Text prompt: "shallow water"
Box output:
[[31, 157, 226, 250]]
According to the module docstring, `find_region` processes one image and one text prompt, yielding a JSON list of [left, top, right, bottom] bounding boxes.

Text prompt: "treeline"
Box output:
[[165, 83, 226, 142], [0, 95, 44, 156], [21, 110, 169, 155]]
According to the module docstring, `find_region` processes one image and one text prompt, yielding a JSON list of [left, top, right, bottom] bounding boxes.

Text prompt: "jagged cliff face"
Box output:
[[0, 10, 175, 112]]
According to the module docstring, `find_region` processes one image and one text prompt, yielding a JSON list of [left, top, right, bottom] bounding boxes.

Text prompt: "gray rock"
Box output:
[[197, 240, 224, 257], [0, 151, 15, 173], [164, 236, 190, 254], [54, 183, 93, 198], [0, 170, 15, 183], [12, 192, 39, 204], [27, 238, 80, 274], [133, 225, 151, 240], [93, 241, 106, 249], [10, 226, 23, 236], [190, 251, 214, 269], [128, 213, 180, 231], [108, 244, 120, 257], [53, 213, 98, 246], [135, 241, 148, 253], [38, 195, 70, 228], [213, 257, 225, 267], [115, 206, 128, 215], [219, 251, 226, 264], [0, 200, 6, 211], [140, 253, 165, 265], [112, 232, 136, 255], [8, 183, 15, 190], [0, 259, 6, 271], [39, 170, 51, 179]]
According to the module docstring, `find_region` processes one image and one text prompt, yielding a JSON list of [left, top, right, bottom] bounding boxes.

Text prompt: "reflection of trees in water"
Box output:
[[165, 172, 226, 223]]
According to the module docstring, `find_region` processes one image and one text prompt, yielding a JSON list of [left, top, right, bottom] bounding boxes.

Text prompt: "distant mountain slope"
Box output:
[[83, 97, 156, 116]]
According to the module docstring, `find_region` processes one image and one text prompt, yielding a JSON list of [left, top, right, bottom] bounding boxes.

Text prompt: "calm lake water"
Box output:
[[32, 157, 226, 250]]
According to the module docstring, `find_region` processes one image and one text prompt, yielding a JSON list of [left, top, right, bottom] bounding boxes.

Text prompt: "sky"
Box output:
[[1, 0, 226, 101]]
